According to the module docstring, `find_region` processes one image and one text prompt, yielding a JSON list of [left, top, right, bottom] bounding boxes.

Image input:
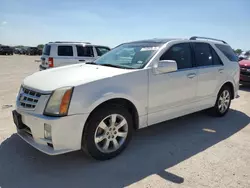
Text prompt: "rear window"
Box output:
[[42, 45, 51, 56], [58, 46, 73, 56], [215, 44, 238, 61]]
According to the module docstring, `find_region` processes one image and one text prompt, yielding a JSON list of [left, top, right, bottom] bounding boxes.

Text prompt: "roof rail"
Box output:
[[189, 36, 227, 44], [49, 41, 91, 44]]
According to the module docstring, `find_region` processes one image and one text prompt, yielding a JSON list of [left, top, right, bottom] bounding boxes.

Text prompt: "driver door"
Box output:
[[148, 43, 198, 125]]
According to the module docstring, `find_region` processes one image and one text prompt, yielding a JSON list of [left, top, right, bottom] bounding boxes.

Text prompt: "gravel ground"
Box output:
[[0, 55, 250, 188]]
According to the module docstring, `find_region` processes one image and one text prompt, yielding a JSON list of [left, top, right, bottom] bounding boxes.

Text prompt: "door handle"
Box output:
[[218, 68, 224, 73], [79, 60, 85, 62], [187, 73, 196, 79]]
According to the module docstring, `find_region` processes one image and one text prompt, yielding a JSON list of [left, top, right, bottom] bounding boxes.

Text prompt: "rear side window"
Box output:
[[215, 44, 238, 61], [193, 43, 213, 66], [76, 46, 94, 57], [160, 43, 193, 69], [58, 46, 73, 56], [95, 46, 110, 56], [211, 47, 223, 65], [42, 45, 51, 55]]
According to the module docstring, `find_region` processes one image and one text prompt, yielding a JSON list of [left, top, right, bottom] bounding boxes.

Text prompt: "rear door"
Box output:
[[75, 45, 95, 63], [55, 45, 76, 67], [192, 42, 225, 100]]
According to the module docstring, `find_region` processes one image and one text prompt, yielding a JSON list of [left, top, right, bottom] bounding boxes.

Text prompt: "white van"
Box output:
[[39, 41, 110, 70]]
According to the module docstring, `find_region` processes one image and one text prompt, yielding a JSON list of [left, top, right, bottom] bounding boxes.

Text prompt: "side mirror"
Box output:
[[154, 60, 177, 74]]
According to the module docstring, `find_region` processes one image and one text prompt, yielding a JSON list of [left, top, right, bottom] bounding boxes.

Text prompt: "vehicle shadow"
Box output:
[[240, 85, 250, 92], [0, 109, 249, 188]]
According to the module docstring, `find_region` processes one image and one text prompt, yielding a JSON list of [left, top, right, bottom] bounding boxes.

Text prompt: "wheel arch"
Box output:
[[84, 97, 140, 132], [218, 81, 235, 99]]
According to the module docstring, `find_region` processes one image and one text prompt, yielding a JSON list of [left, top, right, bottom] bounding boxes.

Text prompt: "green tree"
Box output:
[[15, 45, 24, 48], [234, 49, 243, 55], [37, 44, 44, 49]]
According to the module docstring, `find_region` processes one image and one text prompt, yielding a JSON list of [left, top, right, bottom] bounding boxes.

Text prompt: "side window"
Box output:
[[160, 43, 192, 69], [210, 47, 223, 65], [193, 43, 213, 66], [215, 44, 238, 61], [95, 46, 110, 56], [57, 46, 73, 56], [76, 45, 94, 57]]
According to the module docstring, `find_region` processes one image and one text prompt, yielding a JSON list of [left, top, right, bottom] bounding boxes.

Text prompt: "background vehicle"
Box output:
[[0, 45, 13, 55], [39, 41, 110, 70], [13, 37, 239, 160], [25, 47, 41, 55], [14, 48, 21, 54], [239, 59, 250, 85]]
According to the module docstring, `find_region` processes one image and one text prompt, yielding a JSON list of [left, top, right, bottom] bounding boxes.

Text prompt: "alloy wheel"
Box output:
[[94, 114, 128, 153]]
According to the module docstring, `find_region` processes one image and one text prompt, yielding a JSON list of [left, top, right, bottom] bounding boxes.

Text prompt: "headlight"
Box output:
[[44, 87, 73, 116]]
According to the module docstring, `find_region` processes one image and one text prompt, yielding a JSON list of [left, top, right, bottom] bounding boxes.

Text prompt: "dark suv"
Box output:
[[0, 46, 13, 55], [25, 47, 42, 55]]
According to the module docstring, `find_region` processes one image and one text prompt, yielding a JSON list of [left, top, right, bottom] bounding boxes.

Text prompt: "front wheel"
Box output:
[[210, 86, 232, 117], [82, 105, 133, 160]]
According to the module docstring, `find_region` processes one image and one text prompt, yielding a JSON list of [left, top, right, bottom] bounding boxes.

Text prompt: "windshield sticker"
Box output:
[[140, 47, 159, 51]]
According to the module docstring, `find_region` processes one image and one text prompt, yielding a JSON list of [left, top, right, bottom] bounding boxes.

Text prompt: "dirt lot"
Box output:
[[0, 55, 250, 188]]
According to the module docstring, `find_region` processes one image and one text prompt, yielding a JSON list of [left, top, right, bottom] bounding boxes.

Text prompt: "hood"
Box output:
[[239, 60, 250, 67], [23, 64, 133, 92]]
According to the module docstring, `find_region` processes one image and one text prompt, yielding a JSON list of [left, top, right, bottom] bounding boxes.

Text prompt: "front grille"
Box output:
[[18, 87, 42, 109], [241, 71, 250, 76]]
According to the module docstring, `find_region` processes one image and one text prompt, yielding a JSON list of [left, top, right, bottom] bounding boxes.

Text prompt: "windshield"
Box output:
[[94, 42, 162, 69]]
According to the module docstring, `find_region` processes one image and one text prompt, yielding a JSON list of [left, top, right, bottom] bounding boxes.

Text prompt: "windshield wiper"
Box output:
[[86, 62, 135, 69], [85, 62, 97, 65], [100, 63, 135, 69]]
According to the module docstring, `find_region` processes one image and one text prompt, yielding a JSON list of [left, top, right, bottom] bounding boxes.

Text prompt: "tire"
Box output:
[[82, 104, 133, 160], [209, 85, 232, 117]]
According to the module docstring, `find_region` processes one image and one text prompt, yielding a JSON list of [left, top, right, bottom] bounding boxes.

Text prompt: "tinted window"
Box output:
[[215, 44, 238, 61], [193, 43, 213, 66], [211, 47, 223, 65], [76, 46, 93, 57], [58, 46, 73, 56], [42, 45, 51, 55], [96, 46, 110, 56], [160, 43, 192, 69]]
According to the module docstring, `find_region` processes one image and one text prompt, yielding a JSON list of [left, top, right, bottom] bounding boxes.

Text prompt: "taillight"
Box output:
[[48, 57, 54, 67]]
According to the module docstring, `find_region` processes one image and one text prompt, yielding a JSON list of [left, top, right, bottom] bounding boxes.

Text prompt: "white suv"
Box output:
[[39, 41, 110, 70], [13, 37, 239, 160]]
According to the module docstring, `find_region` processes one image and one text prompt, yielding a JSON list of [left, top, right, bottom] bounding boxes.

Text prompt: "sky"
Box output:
[[0, 0, 249, 50]]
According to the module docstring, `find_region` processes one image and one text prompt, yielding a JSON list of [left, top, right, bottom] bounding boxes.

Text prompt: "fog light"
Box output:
[[44, 123, 52, 140]]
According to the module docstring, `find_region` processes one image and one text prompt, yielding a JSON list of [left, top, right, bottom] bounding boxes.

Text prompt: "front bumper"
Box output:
[[15, 109, 89, 155], [240, 73, 250, 84]]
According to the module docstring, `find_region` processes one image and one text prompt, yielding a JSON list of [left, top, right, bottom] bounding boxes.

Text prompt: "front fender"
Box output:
[[68, 85, 147, 117]]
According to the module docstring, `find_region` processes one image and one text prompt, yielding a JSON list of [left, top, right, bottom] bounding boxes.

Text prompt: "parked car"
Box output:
[[239, 58, 250, 85], [14, 48, 25, 54], [0, 45, 13, 55], [25, 47, 41, 55], [39, 41, 110, 70], [20, 48, 27, 55], [13, 37, 239, 160]]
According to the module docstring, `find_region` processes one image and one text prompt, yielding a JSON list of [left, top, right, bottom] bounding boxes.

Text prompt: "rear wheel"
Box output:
[[82, 105, 133, 160], [210, 86, 232, 117]]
